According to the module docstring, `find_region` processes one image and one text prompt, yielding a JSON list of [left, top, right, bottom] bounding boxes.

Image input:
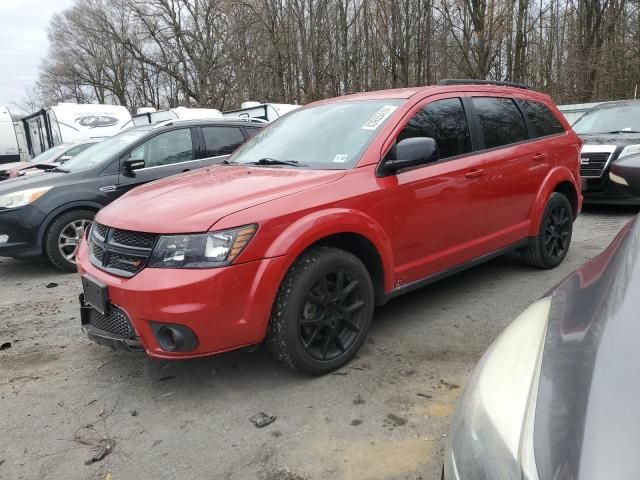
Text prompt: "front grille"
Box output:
[[580, 152, 611, 178], [112, 229, 157, 249], [88, 306, 134, 338], [94, 223, 109, 240], [89, 224, 158, 278]]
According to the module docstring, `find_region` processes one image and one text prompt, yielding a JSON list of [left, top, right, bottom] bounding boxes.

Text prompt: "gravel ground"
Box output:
[[0, 205, 636, 480]]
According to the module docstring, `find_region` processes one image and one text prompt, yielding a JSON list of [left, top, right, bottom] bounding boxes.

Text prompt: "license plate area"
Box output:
[[82, 275, 109, 315]]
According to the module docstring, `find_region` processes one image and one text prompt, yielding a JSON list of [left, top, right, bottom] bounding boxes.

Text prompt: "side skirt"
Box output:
[[384, 238, 533, 303]]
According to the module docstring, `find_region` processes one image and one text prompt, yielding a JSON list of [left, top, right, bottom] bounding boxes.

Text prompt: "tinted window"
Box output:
[[244, 127, 261, 138], [128, 128, 194, 167], [472, 97, 528, 149], [202, 126, 245, 156], [398, 98, 472, 159], [519, 100, 564, 137]]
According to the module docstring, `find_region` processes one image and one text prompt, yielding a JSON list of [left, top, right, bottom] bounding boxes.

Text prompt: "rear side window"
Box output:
[[519, 100, 565, 137], [472, 97, 528, 149], [398, 98, 472, 159], [202, 127, 245, 157]]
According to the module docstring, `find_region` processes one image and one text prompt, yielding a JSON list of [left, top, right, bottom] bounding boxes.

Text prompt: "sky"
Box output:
[[0, 0, 75, 112]]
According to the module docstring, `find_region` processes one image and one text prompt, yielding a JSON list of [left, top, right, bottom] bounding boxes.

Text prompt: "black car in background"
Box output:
[[574, 100, 640, 204], [0, 119, 263, 271], [445, 216, 640, 479]]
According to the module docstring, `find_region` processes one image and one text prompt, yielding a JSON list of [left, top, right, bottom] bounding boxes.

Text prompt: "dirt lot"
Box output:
[[0, 206, 636, 480]]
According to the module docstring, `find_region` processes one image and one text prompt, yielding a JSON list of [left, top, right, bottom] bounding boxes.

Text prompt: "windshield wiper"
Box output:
[[595, 130, 640, 134], [47, 167, 70, 173], [249, 158, 306, 167], [222, 158, 237, 164]]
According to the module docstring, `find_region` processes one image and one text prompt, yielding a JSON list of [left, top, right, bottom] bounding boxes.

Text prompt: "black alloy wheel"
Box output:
[[266, 246, 374, 374], [521, 192, 574, 269], [299, 269, 366, 362], [543, 203, 571, 261]]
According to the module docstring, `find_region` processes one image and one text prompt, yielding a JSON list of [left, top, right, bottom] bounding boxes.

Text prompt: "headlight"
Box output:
[[445, 298, 551, 480], [148, 224, 257, 269], [0, 186, 52, 209], [617, 144, 640, 160]]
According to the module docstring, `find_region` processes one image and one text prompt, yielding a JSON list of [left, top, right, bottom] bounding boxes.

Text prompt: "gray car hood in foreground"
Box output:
[[535, 215, 640, 479]]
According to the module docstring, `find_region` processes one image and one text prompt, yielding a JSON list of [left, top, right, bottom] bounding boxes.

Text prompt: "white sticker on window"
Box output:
[[333, 154, 349, 163], [362, 105, 398, 130]]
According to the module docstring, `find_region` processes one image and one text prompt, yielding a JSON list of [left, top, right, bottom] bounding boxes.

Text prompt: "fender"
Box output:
[[36, 200, 105, 249], [263, 208, 396, 292], [528, 166, 580, 237]]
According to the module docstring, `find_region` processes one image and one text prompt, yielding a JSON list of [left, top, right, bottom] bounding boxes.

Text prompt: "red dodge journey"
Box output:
[[76, 80, 582, 374]]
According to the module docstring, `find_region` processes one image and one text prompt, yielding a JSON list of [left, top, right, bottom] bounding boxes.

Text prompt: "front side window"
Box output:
[[127, 129, 194, 168], [519, 100, 564, 137], [202, 126, 245, 157], [398, 98, 472, 159], [229, 100, 404, 169], [472, 97, 528, 149], [62, 129, 149, 173]]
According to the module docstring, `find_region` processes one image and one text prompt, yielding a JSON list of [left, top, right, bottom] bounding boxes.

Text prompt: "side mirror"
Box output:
[[59, 155, 73, 163], [123, 158, 145, 173], [382, 137, 439, 175]]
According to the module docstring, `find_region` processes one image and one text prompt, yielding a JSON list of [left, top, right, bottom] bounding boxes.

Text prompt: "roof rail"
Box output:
[[437, 79, 531, 90], [152, 117, 269, 129]]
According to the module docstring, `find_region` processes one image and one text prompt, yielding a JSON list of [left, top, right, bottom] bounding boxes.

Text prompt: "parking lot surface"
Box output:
[[0, 206, 636, 480]]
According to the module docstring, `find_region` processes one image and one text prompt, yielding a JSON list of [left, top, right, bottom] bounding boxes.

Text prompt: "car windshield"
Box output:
[[30, 144, 69, 164], [229, 100, 404, 169], [61, 129, 149, 173], [573, 103, 640, 134]]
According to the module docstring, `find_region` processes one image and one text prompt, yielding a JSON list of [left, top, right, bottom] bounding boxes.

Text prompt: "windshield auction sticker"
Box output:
[[362, 105, 398, 130]]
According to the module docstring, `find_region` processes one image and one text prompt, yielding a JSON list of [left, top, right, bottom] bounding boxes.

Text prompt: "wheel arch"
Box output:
[[37, 201, 104, 250], [263, 209, 395, 304], [528, 167, 581, 237]]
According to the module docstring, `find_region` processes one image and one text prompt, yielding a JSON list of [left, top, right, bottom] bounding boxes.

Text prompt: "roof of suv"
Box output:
[[127, 118, 266, 133], [322, 82, 553, 104]]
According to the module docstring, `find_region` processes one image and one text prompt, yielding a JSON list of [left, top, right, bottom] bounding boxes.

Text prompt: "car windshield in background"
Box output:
[[573, 103, 640, 134], [229, 100, 404, 169], [61, 129, 149, 173], [31, 144, 68, 164]]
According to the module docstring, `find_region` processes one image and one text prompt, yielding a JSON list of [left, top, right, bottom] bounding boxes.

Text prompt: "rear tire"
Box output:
[[266, 247, 374, 375], [521, 192, 573, 269], [43, 209, 95, 272]]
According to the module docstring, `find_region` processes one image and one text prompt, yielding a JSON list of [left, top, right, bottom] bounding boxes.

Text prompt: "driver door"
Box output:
[[116, 128, 201, 195], [385, 96, 489, 283]]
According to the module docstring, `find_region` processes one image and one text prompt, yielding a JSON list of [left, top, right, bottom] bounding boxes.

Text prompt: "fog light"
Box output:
[[149, 322, 198, 352], [0, 234, 8, 244]]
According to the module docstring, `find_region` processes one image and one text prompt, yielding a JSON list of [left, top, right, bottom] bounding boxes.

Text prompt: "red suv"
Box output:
[[76, 80, 582, 374]]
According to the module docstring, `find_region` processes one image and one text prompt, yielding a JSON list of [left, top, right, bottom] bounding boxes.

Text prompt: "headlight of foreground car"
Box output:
[[617, 144, 640, 160], [445, 298, 551, 480], [148, 224, 257, 269], [0, 186, 52, 209]]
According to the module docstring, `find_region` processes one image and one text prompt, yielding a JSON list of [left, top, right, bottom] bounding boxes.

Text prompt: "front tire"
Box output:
[[43, 209, 95, 272], [266, 247, 374, 375], [522, 192, 573, 269]]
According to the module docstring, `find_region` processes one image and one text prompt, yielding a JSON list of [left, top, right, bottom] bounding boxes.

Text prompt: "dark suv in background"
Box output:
[[0, 119, 262, 271], [573, 100, 640, 204]]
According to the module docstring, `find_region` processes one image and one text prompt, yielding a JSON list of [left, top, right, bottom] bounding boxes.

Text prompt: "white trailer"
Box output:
[[22, 103, 131, 157], [0, 106, 21, 164], [223, 102, 300, 122], [124, 106, 223, 128]]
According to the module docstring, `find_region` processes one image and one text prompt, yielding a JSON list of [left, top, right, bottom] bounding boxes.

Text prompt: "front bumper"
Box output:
[[583, 172, 640, 205], [0, 204, 45, 257], [76, 238, 291, 359]]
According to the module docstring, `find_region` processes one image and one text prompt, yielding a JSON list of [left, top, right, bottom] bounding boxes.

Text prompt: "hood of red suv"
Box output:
[[97, 165, 346, 233]]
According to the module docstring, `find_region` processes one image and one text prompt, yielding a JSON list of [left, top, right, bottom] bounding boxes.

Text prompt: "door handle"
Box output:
[[465, 169, 485, 179], [533, 153, 548, 161]]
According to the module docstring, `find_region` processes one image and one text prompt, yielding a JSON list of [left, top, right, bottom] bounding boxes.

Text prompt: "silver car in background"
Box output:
[[445, 215, 640, 479]]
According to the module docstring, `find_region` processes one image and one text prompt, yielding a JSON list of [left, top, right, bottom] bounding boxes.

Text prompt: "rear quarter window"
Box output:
[[472, 97, 528, 149], [519, 100, 565, 137]]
